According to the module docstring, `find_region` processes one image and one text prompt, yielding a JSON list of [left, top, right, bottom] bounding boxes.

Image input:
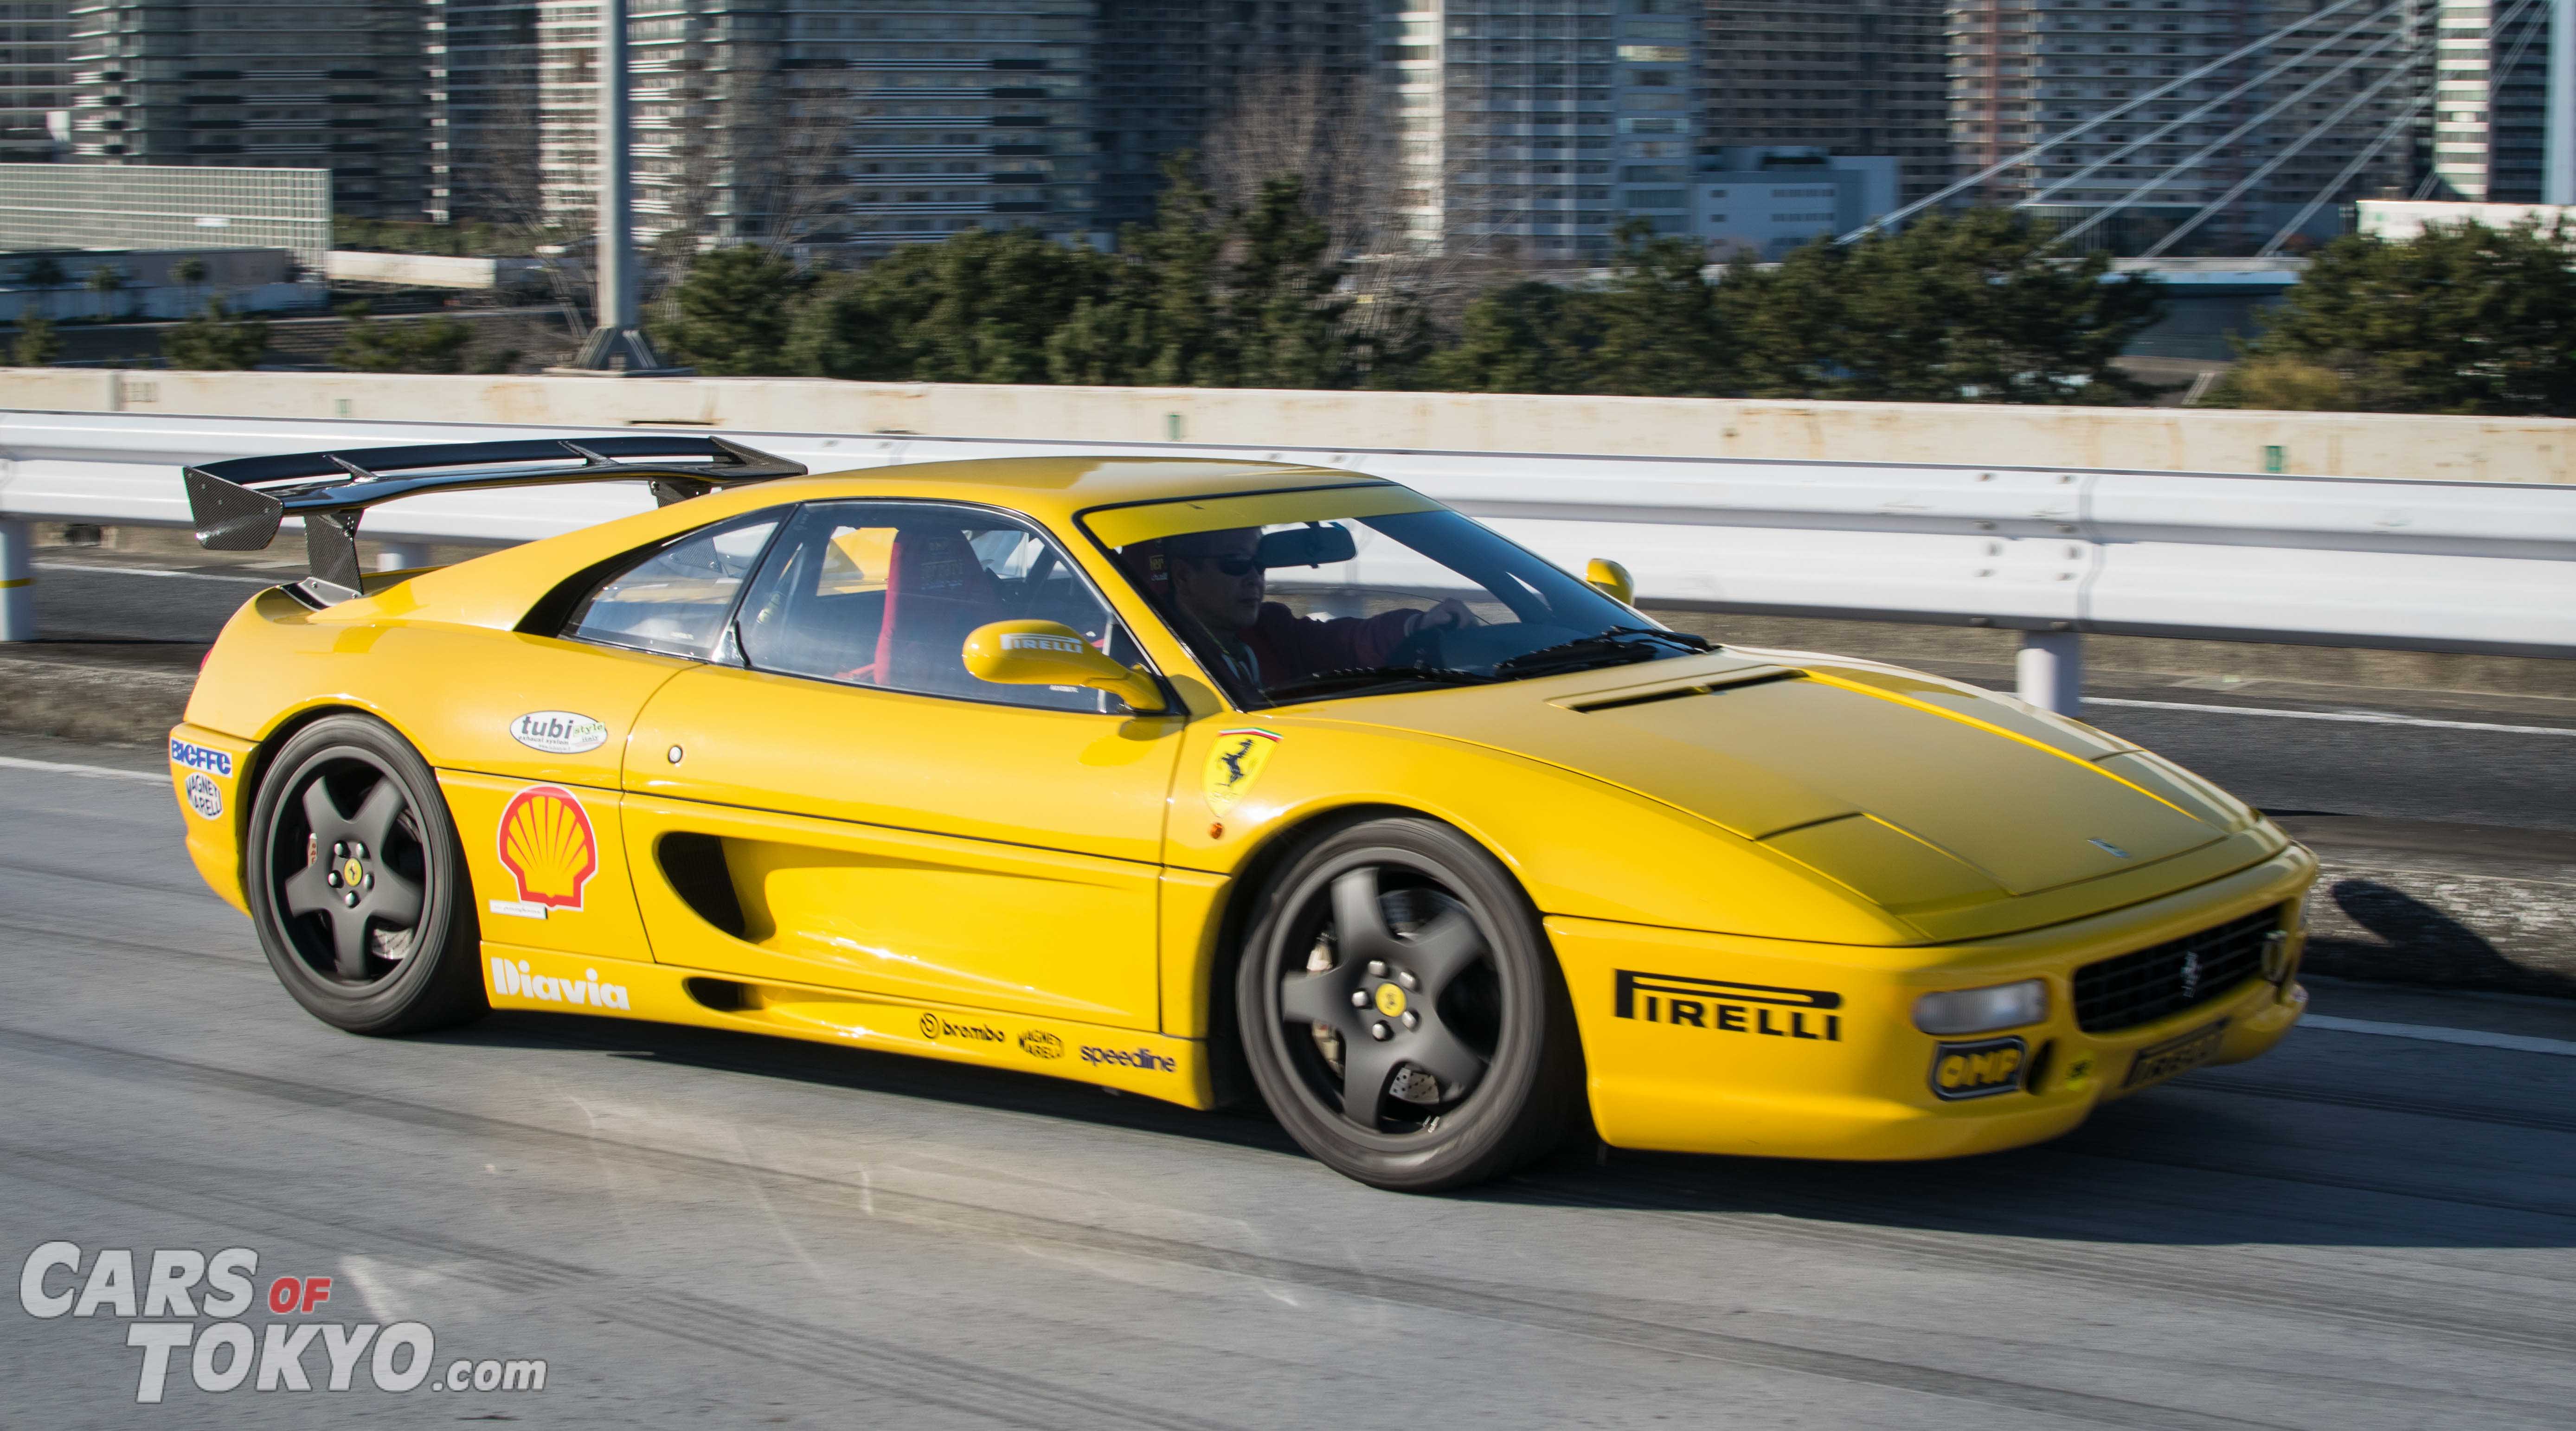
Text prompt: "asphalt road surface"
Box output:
[[3, 744, 2573, 1429]]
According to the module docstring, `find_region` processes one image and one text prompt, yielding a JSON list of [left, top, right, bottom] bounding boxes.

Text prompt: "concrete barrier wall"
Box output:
[[3, 366, 2572, 485]]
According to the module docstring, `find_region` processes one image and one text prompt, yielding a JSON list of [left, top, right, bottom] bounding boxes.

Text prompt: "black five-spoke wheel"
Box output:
[[245, 714, 486, 1035], [1240, 816, 1582, 1192]]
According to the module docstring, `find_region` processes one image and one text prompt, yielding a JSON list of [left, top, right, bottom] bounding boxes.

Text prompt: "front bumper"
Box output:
[[1549, 842, 2316, 1161]]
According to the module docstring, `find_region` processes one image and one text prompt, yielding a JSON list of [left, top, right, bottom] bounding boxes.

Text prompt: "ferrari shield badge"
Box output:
[[1203, 728, 1282, 815]]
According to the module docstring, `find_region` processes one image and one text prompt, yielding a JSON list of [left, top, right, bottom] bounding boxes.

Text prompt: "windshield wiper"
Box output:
[[1492, 626, 1713, 679], [1263, 666, 1499, 701]]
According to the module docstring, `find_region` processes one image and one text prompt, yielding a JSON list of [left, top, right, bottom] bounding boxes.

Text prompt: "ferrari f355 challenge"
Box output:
[[165, 435, 2313, 1191]]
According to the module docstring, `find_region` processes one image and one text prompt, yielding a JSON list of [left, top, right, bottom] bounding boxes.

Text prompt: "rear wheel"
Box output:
[[1236, 817, 1582, 1192], [244, 714, 486, 1035]]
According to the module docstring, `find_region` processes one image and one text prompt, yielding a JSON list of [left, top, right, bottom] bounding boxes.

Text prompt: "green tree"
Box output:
[[1425, 281, 1603, 394], [331, 304, 475, 373], [1225, 175, 1351, 389], [84, 263, 128, 321], [171, 255, 209, 317], [2206, 218, 2576, 415], [162, 299, 270, 370], [655, 244, 810, 375], [790, 227, 1115, 382], [1730, 209, 2161, 404], [15, 255, 66, 292], [1582, 222, 1734, 397], [11, 313, 62, 366]]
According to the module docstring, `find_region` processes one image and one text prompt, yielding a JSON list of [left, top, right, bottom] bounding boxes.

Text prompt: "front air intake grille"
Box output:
[[2072, 906, 2283, 1034]]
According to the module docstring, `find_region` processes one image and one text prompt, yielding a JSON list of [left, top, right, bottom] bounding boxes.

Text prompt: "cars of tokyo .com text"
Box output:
[[18, 1241, 548, 1403]]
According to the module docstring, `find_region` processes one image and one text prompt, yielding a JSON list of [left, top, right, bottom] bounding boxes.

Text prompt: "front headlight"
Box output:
[[1913, 979, 2049, 1035]]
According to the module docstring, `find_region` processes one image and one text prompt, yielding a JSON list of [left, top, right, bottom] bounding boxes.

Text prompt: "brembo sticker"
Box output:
[[496, 785, 597, 913], [1202, 728, 1281, 815], [508, 712, 609, 755]]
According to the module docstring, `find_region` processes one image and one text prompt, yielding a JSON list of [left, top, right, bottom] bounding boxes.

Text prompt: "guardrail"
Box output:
[[4, 408, 2572, 712]]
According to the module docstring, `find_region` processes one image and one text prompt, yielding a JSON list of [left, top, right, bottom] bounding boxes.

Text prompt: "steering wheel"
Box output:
[[1386, 617, 1453, 671]]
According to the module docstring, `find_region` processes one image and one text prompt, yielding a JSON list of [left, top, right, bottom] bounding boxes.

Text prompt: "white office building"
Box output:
[[1381, 0, 1702, 261]]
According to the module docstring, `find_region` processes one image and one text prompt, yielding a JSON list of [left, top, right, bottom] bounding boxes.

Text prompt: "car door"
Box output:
[[621, 500, 1186, 1031], [433, 508, 788, 969]]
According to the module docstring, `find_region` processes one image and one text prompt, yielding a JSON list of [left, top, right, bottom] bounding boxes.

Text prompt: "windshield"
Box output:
[[1084, 486, 1709, 707]]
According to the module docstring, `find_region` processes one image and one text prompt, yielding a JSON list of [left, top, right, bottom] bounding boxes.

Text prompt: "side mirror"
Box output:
[[1585, 558, 1635, 605], [962, 620, 1167, 715]]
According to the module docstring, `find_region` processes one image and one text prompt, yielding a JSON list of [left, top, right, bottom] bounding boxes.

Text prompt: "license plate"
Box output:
[[2123, 1019, 2228, 1090]]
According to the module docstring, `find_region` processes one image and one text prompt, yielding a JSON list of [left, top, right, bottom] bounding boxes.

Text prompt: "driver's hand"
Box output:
[[1414, 598, 1482, 632]]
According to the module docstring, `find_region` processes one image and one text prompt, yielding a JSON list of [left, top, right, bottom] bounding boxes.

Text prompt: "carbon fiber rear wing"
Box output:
[[183, 435, 806, 602]]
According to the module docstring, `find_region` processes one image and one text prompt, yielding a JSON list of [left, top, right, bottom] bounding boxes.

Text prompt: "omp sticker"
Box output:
[[1202, 728, 1281, 815], [488, 956, 629, 1009], [508, 711, 609, 755], [183, 771, 224, 820], [496, 785, 598, 912], [168, 738, 233, 778], [1931, 1036, 2029, 1100]]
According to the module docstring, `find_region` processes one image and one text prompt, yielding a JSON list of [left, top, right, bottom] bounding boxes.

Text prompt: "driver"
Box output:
[[1161, 527, 1479, 690]]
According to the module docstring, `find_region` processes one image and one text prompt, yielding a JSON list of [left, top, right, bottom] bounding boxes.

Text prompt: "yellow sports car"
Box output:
[[167, 436, 2314, 1191]]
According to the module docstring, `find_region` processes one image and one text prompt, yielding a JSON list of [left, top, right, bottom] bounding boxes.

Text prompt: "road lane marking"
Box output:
[[2302, 1014, 2576, 1058], [0, 756, 162, 783], [2086, 697, 2576, 737], [34, 561, 278, 584]]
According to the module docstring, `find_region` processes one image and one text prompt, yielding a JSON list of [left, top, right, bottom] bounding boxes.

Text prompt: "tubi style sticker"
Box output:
[[508, 712, 609, 756]]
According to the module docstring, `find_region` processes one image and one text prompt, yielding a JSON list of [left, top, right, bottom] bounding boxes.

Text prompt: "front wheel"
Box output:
[[244, 713, 487, 1035], [1236, 817, 1583, 1192]]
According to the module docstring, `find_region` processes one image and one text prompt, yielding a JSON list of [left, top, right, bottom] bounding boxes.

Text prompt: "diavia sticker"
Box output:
[[509, 711, 609, 755], [1202, 728, 1281, 815], [495, 784, 597, 916]]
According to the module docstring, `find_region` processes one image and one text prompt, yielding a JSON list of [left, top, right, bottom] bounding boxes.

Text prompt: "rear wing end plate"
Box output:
[[182, 435, 807, 602]]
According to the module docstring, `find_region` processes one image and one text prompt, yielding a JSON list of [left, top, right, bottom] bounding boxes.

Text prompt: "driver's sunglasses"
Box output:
[[1184, 553, 1261, 577]]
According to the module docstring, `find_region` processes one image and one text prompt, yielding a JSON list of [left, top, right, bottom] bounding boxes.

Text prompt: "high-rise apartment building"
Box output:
[[65, 0, 432, 219], [428, 0, 539, 223], [1699, 1, 1951, 206], [1092, 1, 1369, 233], [1385, 0, 1702, 261], [1, 1, 72, 161], [1947, 0, 2422, 252], [2430, 0, 2550, 201], [528, 0, 1095, 254]]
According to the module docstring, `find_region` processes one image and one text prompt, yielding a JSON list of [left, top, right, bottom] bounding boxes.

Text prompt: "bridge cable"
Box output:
[[2139, 47, 2431, 257], [2018, 0, 2411, 209], [2256, 0, 2545, 253], [2051, 20, 2422, 249], [1839, 0, 2381, 239]]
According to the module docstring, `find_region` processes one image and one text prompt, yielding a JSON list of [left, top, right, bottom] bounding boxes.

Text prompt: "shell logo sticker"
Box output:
[[497, 784, 598, 912], [1202, 728, 1281, 815]]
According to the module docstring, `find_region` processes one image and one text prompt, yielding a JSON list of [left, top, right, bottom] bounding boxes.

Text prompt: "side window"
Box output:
[[559, 515, 780, 660], [737, 501, 1138, 712]]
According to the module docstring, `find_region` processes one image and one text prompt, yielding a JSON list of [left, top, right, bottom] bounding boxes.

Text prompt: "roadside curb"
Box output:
[[0, 655, 194, 746]]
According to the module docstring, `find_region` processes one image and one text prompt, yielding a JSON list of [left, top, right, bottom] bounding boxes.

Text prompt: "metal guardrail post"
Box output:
[[0, 518, 31, 641], [2017, 630, 2084, 714]]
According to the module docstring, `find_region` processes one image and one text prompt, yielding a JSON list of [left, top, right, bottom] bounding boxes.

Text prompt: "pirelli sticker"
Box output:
[[1612, 969, 1842, 1042]]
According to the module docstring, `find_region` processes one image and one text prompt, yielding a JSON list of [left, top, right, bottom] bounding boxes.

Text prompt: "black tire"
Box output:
[[1236, 816, 1583, 1192], [244, 713, 487, 1036]]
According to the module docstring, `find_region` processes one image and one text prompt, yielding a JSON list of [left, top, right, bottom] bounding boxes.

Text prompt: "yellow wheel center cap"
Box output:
[[1374, 983, 1407, 1017], [342, 859, 364, 886]]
